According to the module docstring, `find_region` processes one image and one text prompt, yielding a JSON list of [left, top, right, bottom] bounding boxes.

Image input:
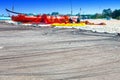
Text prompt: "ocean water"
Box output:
[[0, 16, 11, 20]]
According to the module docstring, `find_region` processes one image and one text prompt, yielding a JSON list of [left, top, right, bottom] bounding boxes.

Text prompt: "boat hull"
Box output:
[[12, 14, 70, 24]]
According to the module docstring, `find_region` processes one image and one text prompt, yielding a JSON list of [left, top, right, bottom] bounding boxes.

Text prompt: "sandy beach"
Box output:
[[0, 21, 120, 80], [82, 19, 120, 33]]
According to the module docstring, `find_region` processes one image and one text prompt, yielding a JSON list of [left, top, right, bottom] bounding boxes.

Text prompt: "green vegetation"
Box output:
[[91, 13, 104, 19], [90, 8, 120, 19], [102, 8, 112, 18], [51, 12, 59, 16], [112, 9, 120, 19]]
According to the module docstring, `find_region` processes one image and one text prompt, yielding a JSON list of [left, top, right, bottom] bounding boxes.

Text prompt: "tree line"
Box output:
[[91, 8, 120, 19]]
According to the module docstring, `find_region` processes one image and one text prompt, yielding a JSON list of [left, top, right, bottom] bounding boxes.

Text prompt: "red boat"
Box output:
[[6, 9, 70, 24], [12, 14, 70, 24], [12, 14, 42, 24]]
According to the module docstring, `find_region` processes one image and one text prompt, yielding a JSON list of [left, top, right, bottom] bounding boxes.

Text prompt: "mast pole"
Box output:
[[12, 0, 15, 11], [70, 0, 73, 16], [79, 8, 81, 19]]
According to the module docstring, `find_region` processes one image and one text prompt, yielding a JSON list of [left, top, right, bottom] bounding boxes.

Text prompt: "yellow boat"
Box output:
[[52, 23, 86, 27]]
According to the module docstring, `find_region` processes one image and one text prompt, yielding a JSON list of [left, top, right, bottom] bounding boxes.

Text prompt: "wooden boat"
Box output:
[[6, 8, 88, 27], [12, 14, 42, 23]]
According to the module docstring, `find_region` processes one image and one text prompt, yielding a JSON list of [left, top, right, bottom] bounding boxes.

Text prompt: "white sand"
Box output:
[[81, 19, 120, 33]]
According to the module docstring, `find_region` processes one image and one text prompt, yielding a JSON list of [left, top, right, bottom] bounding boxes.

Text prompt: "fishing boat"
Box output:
[[6, 9, 70, 24], [6, 9, 86, 27], [12, 14, 42, 23]]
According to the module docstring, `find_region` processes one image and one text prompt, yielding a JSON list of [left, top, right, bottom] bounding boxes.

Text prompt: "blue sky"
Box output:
[[0, 0, 120, 15]]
